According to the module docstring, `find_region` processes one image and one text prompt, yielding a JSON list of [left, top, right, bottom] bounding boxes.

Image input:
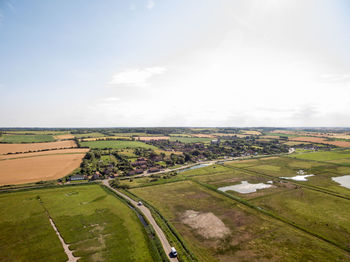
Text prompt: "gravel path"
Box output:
[[102, 179, 179, 261], [49, 217, 79, 262]]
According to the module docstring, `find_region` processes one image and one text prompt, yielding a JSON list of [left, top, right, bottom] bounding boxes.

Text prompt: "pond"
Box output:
[[178, 163, 212, 173], [280, 174, 314, 181], [332, 175, 350, 189], [218, 181, 272, 194]]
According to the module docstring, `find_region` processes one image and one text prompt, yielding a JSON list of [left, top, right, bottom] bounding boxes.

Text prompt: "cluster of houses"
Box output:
[[127, 157, 162, 176]]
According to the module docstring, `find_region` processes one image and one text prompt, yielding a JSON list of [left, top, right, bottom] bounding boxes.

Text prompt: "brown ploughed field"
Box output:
[[0, 153, 85, 185], [0, 140, 77, 155]]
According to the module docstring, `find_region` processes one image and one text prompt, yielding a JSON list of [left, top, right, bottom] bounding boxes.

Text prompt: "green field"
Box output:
[[0, 134, 56, 143], [252, 187, 350, 249], [225, 156, 350, 197], [80, 140, 157, 149], [73, 132, 107, 138], [4, 131, 69, 135], [169, 136, 212, 143], [293, 149, 350, 162], [130, 181, 350, 261], [0, 185, 160, 261]]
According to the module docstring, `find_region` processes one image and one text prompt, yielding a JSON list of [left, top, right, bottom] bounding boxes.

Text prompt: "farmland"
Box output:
[[0, 153, 86, 185], [0, 185, 160, 261], [80, 140, 157, 149], [73, 132, 106, 138], [169, 137, 212, 143], [290, 137, 350, 147], [292, 149, 350, 162], [0, 148, 89, 160], [1, 134, 55, 143], [0, 140, 77, 155], [130, 181, 350, 261]]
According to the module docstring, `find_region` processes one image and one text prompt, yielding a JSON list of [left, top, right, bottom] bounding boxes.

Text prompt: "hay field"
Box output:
[[290, 137, 350, 147], [0, 148, 89, 160], [53, 134, 75, 140], [242, 130, 262, 135], [0, 154, 85, 185], [0, 140, 77, 155]]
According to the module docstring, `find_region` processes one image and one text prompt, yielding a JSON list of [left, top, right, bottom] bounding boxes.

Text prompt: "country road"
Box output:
[[102, 180, 179, 262]]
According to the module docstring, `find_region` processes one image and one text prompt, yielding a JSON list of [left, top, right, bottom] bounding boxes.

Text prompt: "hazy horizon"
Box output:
[[1, 0, 350, 127]]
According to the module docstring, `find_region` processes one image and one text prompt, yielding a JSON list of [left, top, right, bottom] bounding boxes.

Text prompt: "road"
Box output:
[[102, 180, 179, 262]]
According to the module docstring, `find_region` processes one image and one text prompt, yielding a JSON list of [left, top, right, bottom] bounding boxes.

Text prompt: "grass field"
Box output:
[[0, 185, 159, 261], [1, 134, 56, 143], [251, 187, 350, 249], [225, 156, 350, 197], [130, 181, 350, 261], [169, 136, 212, 143], [80, 140, 157, 150], [4, 131, 70, 135], [73, 132, 106, 138], [292, 149, 350, 162]]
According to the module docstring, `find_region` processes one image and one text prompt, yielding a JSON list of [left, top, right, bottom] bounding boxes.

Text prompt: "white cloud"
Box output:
[[109, 67, 166, 87], [146, 0, 155, 10], [103, 97, 120, 102], [321, 73, 350, 83]]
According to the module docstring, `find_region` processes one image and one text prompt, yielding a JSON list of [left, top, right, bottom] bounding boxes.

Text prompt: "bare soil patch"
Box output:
[[0, 141, 77, 155], [181, 210, 230, 239], [0, 154, 85, 185], [0, 148, 89, 160]]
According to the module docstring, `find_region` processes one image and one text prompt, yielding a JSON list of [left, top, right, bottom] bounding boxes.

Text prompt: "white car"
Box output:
[[137, 201, 142, 206], [170, 247, 177, 257]]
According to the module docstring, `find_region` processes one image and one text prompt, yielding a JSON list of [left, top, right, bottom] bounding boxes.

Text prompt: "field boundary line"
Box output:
[[223, 164, 350, 201], [189, 178, 350, 254]]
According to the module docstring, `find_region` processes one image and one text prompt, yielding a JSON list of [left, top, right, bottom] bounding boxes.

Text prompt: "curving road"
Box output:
[[102, 180, 178, 262]]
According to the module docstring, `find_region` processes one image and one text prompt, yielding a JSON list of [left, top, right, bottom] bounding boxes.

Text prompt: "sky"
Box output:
[[0, 0, 350, 127]]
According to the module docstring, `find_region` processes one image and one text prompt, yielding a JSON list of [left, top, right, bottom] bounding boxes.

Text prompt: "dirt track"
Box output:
[[102, 180, 178, 262]]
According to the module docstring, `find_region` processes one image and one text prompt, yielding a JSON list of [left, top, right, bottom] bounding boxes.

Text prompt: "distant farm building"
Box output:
[[70, 175, 85, 181]]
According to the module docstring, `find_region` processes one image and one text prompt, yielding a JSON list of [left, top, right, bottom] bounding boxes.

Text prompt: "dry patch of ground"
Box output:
[[0, 148, 89, 160], [181, 210, 230, 239], [0, 153, 85, 185], [53, 134, 75, 140], [0, 141, 77, 155]]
